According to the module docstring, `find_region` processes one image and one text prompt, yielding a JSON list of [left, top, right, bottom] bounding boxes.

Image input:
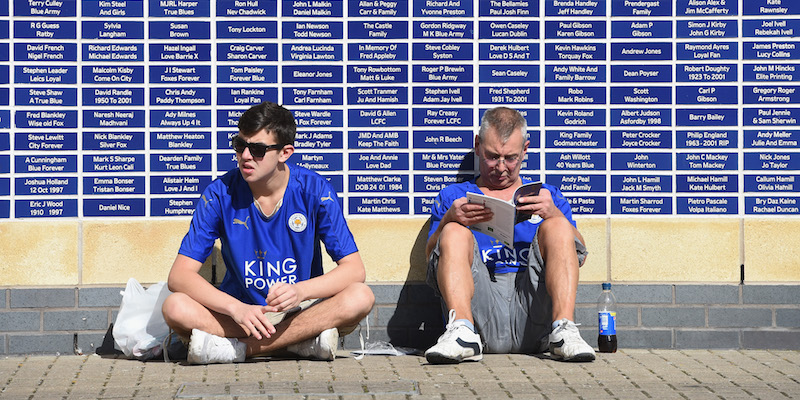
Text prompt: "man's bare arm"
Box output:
[[167, 254, 277, 339], [266, 251, 366, 312], [425, 197, 494, 258]]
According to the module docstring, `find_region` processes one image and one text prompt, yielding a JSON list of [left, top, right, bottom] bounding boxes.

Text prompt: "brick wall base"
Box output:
[[1, 283, 798, 355]]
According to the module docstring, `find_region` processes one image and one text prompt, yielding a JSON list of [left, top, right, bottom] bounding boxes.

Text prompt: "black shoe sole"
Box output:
[[425, 352, 483, 364], [558, 352, 596, 362], [426, 353, 462, 364]]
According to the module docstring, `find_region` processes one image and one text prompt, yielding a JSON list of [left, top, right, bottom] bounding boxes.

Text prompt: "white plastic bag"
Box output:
[[112, 278, 172, 360]]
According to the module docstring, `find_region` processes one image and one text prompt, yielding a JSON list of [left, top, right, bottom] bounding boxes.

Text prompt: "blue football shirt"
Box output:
[[428, 177, 576, 273], [178, 165, 358, 305]]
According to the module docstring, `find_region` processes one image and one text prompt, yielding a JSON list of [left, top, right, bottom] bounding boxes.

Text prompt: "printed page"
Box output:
[[465, 192, 516, 247]]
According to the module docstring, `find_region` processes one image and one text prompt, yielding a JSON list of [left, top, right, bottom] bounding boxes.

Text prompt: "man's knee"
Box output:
[[438, 222, 474, 255], [440, 221, 472, 239], [536, 217, 580, 252], [339, 282, 374, 320], [537, 215, 573, 237], [162, 292, 193, 328]]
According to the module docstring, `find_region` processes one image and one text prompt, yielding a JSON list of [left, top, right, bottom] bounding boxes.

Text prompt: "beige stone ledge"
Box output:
[[0, 220, 80, 286], [744, 218, 800, 282], [574, 217, 608, 283], [3, 217, 798, 287], [610, 218, 741, 283], [347, 218, 429, 282], [82, 220, 190, 285]]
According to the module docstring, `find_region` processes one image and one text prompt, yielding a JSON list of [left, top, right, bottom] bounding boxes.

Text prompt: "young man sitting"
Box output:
[[162, 102, 374, 364]]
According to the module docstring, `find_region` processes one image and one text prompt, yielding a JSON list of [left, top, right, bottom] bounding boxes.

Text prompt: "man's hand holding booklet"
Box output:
[[465, 181, 542, 247]]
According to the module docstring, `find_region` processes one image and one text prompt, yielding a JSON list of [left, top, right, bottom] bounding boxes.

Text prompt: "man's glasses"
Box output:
[[231, 135, 285, 158], [482, 152, 522, 168]]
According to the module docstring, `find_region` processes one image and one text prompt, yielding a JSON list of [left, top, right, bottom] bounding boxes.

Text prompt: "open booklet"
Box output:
[[465, 181, 542, 247]]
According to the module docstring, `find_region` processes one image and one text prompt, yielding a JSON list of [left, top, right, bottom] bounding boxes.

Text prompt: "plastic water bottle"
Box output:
[[597, 282, 617, 353]]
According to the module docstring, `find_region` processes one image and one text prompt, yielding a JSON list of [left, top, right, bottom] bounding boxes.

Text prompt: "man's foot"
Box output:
[[287, 327, 339, 360], [549, 318, 596, 362], [187, 329, 247, 364], [425, 310, 483, 364]]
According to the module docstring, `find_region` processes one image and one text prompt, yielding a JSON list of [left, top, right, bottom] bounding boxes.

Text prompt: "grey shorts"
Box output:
[[427, 231, 587, 354]]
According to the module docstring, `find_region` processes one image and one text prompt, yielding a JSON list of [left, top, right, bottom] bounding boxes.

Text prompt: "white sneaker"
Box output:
[[187, 329, 247, 364], [287, 327, 339, 360], [549, 318, 596, 362], [425, 309, 483, 364]]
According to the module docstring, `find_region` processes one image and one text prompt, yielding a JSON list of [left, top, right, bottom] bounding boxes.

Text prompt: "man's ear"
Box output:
[[279, 144, 295, 162], [474, 134, 481, 152]]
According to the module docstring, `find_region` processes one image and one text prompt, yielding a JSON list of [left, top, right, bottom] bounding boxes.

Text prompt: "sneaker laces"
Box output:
[[436, 309, 462, 343], [553, 319, 582, 338], [445, 309, 456, 326], [162, 329, 174, 363], [354, 314, 369, 361]]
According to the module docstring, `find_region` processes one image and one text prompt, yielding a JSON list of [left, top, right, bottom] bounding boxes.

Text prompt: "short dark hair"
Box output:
[[238, 101, 296, 145], [478, 107, 528, 144]]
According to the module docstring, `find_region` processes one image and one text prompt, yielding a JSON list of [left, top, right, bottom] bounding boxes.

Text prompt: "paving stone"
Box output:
[[0, 351, 799, 399]]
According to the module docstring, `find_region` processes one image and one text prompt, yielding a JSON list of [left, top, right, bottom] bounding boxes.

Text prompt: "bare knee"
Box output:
[[323, 282, 374, 331], [341, 282, 374, 320], [537, 217, 579, 250], [161, 292, 197, 332], [438, 222, 474, 255], [537, 215, 573, 237]]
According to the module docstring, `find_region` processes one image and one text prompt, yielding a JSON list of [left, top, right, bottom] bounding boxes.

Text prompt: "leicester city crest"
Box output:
[[288, 212, 307, 232]]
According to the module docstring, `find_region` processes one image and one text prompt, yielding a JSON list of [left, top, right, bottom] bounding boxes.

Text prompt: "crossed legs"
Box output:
[[162, 282, 374, 357]]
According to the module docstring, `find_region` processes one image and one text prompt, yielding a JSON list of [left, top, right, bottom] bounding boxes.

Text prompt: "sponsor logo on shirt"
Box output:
[[481, 243, 530, 267], [233, 216, 250, 229], [244, 253, 298, 290]]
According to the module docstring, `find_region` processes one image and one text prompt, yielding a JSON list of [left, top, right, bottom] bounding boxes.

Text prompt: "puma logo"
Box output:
[[202, 194, 211, 206], [233, 216, 249, 230], [320, 192, 333, 202]]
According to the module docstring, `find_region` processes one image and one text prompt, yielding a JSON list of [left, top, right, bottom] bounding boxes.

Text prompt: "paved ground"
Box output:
[[1, 349, 799, 399]]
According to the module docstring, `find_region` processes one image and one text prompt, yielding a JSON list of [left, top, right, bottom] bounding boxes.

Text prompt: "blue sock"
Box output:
[[455, 319, 475, 333], [552, 319, 569, 330]]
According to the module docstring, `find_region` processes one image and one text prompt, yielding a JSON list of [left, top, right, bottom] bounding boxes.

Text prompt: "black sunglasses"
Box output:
[[231, 135, 285, 158]]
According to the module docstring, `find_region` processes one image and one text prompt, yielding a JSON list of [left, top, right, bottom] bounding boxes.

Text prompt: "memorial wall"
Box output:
[[0, 0, 798, 222]]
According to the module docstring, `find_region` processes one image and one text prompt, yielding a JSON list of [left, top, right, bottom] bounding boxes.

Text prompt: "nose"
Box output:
[[495, 159, 509, 172], [240, 146, 254, 160]]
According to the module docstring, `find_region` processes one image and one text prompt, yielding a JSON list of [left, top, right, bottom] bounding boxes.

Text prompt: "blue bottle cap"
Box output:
[[602, 282, 611, 290]]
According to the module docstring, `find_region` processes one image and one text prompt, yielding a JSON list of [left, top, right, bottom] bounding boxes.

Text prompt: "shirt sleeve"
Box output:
[[315, 179, 358, 261], [428, 188, 454, 240], [547, 183, 578, 228], [178, 185, 223, 263]]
